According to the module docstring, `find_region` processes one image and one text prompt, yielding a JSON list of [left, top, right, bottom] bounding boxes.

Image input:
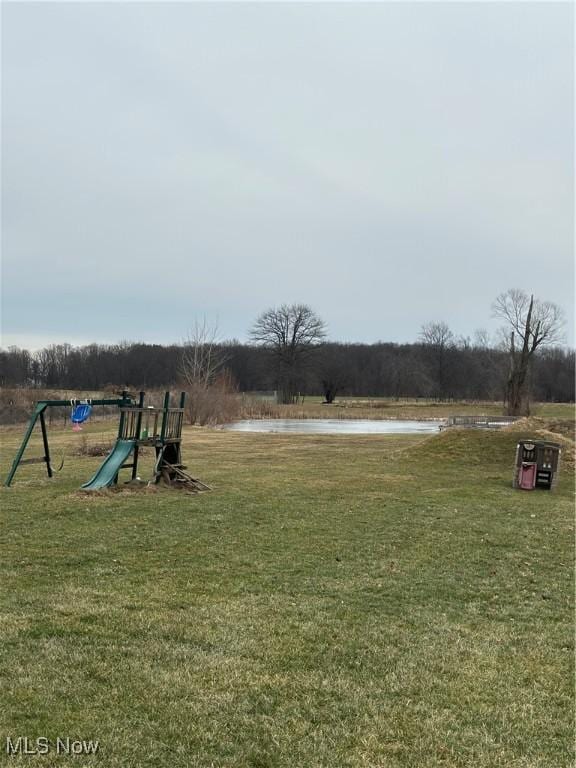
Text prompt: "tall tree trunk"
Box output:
[[322, 382, 337, 404], [506, 368, 530, 416], [505, 298, 535, 417]]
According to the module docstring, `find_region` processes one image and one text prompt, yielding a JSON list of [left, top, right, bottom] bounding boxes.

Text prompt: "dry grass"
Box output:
[[0, 411, 573, 767], [1, 389, 572, 427], [239, 397, 575, 422]]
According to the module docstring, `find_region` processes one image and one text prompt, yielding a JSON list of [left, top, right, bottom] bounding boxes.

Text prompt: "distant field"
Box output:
[[240, 397, 575, 422], [0, 417, 574, 767], [2, 388, 573, 426]]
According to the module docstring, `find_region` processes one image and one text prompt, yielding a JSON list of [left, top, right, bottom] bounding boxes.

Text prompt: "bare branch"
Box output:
[[418, 321, 454, 348], [491, 288, 565, 415], [492, 289, 564, 351], [180, 318, 226, 389], [249, 303, 326, 403], [250, 304, 327, 354]]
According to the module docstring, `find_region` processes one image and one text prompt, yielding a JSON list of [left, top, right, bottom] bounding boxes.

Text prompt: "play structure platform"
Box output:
[[5, 391, 209, 492]]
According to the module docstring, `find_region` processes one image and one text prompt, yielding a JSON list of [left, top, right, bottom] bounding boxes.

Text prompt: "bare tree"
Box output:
[[492, 289, 565, 416], [419, 321, 454, 348], [418, 321, 455, 400], [180, 319, 237, 424], [473, 328, 491, 349], [250, 303, 327, 404], [180, 318, 225, 389]]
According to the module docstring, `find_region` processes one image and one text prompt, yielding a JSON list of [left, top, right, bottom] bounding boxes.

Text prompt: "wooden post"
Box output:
[[159, 391, 170, 443], [39, 411, 53, 479], [131, 391, 145, 480], [4, 404, 44, 486], [176, 391, 186, 463], [117, 399, 127, 440]]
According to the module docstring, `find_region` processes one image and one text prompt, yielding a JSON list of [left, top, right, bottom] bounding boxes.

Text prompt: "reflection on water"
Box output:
[[221, 419, 443, 435]]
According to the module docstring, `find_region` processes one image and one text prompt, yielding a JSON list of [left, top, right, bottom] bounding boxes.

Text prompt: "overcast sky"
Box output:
[[1, 1, 573, 350]]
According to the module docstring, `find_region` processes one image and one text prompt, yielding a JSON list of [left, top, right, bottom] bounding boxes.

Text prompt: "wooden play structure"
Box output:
[[5, 391, 209, 492], [512, 439, 561, 491]]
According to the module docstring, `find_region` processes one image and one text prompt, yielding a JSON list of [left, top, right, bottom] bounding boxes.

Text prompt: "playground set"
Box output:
[[4, 391, 209, 492]]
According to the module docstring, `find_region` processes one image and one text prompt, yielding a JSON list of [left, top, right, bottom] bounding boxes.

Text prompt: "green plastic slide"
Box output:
[[81, 439, 135, 490]]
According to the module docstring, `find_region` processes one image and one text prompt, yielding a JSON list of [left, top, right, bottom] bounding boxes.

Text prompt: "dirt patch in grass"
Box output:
[[72, 436, 155, 458], [72, 437, 115, 457], [71, 484, 161, 499]]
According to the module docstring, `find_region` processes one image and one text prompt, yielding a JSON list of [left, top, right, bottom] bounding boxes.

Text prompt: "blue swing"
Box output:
[[71, 403, 92, 424]]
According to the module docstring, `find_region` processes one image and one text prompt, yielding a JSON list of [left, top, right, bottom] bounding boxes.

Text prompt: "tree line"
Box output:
[[1, 290, 573, 412], [1, 335, 573, 403]]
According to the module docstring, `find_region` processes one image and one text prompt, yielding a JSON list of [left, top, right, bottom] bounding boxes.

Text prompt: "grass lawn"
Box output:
[[0, 417, 574, 767]]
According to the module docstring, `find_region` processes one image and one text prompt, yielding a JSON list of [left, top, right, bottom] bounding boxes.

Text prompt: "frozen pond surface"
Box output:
[[222, 419, 443, 435]]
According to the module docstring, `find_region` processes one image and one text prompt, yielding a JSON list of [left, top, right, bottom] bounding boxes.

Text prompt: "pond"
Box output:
[[221, 419, 443, 435]]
